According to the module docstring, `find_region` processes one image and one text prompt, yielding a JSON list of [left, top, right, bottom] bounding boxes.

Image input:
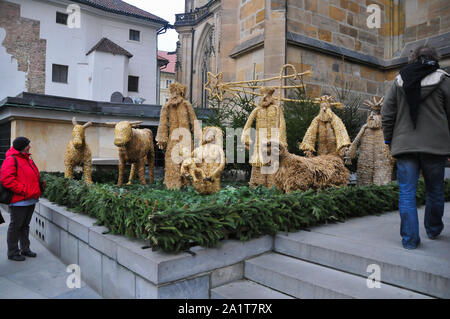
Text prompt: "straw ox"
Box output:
[[106, 121, 155, 186]]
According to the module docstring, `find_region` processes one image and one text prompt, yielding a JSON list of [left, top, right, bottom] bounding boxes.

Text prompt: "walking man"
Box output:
[[1, 137, 43, 261], [382, 45, 450, 249]]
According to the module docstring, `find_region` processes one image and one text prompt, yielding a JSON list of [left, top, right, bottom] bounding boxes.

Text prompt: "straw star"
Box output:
[[204, 72, 224, 101]]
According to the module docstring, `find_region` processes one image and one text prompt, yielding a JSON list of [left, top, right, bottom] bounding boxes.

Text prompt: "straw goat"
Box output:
[[64, 117, 93, 185]]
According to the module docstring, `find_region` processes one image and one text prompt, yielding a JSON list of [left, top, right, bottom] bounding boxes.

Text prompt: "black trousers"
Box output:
[[7, 205, 35, 257]]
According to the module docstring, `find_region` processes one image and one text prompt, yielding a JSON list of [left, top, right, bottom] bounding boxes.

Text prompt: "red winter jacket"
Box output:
[[0, 147, 42, 204]]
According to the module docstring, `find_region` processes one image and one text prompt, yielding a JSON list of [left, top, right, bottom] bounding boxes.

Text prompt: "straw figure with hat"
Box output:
[[346, 97, 395, 186], [299, 95, 351, 159], [241, 87, 287, 188]]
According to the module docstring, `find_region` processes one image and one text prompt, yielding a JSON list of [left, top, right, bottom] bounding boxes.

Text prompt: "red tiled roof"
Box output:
[[72, 0, 169, 25], [158, 50, 176, 74], [86, 37, 133, 58]]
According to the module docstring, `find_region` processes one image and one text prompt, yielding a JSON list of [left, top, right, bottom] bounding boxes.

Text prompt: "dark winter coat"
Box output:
[[382, 69, 450, 157], [0, 147, 41, 204]]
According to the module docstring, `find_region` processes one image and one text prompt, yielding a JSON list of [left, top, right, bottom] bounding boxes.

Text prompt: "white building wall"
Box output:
[[0, 28, 26, 99], [3, 0, 161, 103], [90, 51, 128, 102]]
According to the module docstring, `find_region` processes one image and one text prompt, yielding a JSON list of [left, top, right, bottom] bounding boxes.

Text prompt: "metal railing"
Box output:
[[174, 0, 215, 26]]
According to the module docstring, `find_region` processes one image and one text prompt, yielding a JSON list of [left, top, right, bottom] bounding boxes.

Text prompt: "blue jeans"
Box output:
[[396, 153, 446, 249]]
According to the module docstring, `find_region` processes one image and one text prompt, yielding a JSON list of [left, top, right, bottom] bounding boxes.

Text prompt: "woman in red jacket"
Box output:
[[1, 137, 42, 261]]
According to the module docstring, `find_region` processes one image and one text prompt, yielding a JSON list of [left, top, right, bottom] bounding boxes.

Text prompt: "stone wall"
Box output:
[[177, 0, 450, 106], [287, 45, 386, 100], [239, 0, 265, 41], [287, 0, 386, 59], [404, 0, 450, 44], [0, 0, 46, 94]]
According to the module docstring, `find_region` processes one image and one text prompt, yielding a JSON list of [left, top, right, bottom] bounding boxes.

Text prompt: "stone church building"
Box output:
[[175, 0, 450, 107]]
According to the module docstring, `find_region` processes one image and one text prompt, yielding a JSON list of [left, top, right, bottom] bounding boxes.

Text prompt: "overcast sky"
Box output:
[[123, 0, 185, 52]]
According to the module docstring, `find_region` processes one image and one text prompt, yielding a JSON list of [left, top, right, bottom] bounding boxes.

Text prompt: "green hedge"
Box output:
[[41, 173, 450, 252]]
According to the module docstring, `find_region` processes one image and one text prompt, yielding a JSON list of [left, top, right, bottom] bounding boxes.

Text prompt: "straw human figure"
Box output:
[[180, 147, 205, 184], [184, 127, 225, 195], [241, 87, 287, 188], [299, 95, 351, 159], [64, 117, 93, 185], [156, 82, 201, 190], [345, 97, 395, 186]]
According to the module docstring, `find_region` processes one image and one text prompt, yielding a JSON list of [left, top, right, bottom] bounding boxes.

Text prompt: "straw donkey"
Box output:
[[107, 121, 155, 186], [64, 117, 93, 185]]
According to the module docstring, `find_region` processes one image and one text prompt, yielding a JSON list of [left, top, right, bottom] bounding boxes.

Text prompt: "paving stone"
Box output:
[[275, 209, 450, 298], [0, 277, 46, 299], [246, 253, 431, 299], [158, 275, 209, 299], [211, 280, 294, 299]]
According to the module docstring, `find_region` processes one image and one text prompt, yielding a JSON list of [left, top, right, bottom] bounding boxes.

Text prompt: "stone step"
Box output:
[[275, 228, 450, 298], [245, 253, 432, 299], [211, 280, 294, 299]]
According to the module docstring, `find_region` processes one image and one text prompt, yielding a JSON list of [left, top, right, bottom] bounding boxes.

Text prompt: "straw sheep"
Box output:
[[64, 117, 93, 185], [263, 140, 349, 193], [106, 121, 155, 186]]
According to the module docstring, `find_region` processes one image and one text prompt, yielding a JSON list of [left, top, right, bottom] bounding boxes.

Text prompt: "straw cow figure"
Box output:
[[64, 117, 93, 185], [156, 82, 201, 190], [299, 95, 351, 159], [263, 140, 349, 193], [345, 97, 395, 186], [107, 121, 155, 186], [241, 87, 287, 188]]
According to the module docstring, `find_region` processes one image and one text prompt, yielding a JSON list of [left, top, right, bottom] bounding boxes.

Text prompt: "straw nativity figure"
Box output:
[[182, 126, 225, 195], [241, 87, 287, 188], [156, 82, 201, 190], [107, 121, 155, 186], [64, 117, 93, 185], [262, 139, 349, 193], [299, 95, 351, 159], [345, 97, 395, 186]]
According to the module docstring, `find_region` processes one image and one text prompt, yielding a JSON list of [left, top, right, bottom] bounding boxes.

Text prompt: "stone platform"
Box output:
[[1, 200, 448, 299]]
